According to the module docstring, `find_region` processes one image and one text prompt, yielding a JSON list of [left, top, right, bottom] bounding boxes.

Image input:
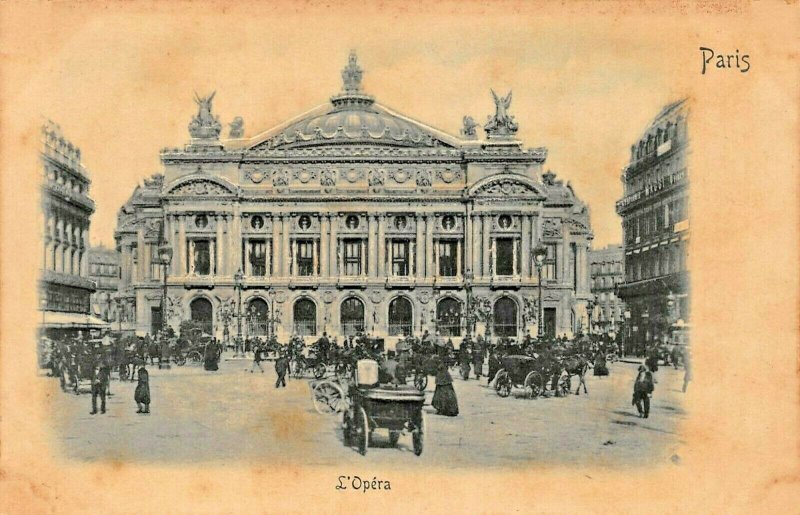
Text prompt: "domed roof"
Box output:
[[250, 52, 459, 150]]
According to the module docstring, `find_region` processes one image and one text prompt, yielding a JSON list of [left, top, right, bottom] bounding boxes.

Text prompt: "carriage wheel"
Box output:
[[495, 370, 511, 398], [412, 412, 425, 456], [313, 362, 326, 380], [174, 354, 187, 367], [389, 430, 400, 447], [357, 407, 369, 456], [312, 381, 345, 415], [342, 411, 352, 447], [414, 373, 428, 391], [524, 371, 543, 399], [187, 351, 202, 364]]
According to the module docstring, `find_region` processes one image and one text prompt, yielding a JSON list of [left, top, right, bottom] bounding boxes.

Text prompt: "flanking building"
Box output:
[[88, 245, 120, 324], [40, 121, 105, 338], [588, 244, 625, 338], [114, 53, 594, 345], [616, 99, 689, 352]]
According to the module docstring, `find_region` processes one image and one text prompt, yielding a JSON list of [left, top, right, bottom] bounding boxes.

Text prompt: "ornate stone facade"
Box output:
[[616, 99, 689, 351], [40, 121, 96, 331], [588, 244, 626, 336], [115, 53, 593, 344]]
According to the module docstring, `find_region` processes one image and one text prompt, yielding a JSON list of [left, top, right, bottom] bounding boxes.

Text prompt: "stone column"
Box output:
[[482, 215, 491, 278], [456, 239, 462, 277], [471, 213, 480, 277], [282, 215, 291, 277], [329, 214, 338, 276], [137, 227, 146, 281], [144, 242, 152, 280], [178, 216, 186, 276], [272, 215, 281, 277], [320, 215, 329, 277], [312, 239, 319, 276], [367, 215, 376, 278], [521, 215, 531, 278], [215, 214, 224, 276], [290, 239, 297, 276], [425, 215, 434, 278], [377, 215, 386, 277], [415, 215, 424, 279], [465, 211, 472, 275]]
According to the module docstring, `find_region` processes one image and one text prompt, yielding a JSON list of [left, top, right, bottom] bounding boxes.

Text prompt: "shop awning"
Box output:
[[41, 311, 110, 329]]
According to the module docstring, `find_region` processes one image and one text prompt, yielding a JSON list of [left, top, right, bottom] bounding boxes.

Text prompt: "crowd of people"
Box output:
[[40, 325, 690, 421]]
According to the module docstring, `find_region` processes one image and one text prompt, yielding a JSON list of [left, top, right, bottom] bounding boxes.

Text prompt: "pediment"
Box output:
[[469, 175, 545, 199], [166, 176, 237, 196]]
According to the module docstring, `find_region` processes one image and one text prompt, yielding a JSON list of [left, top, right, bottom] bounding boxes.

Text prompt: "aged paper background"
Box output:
[[1, 1, 798, 513]]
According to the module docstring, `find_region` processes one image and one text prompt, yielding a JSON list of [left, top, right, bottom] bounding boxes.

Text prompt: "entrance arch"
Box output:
[[436, 297, 462, 337], [247, 298, 269, 336], [388, 297, 413, 336], [293, 298, 317, 336], [190, 297, 213, 336], [493, 297, 518, 338], [341, 297, 365, 336]]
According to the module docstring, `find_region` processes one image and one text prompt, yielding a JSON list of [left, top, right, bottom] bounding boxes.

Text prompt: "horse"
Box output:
[[559, 354, 591, 395]]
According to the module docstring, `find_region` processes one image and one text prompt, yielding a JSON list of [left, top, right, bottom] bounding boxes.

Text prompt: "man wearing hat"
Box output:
[[632, 364, 655, 418], [275, 349, 289, 388]]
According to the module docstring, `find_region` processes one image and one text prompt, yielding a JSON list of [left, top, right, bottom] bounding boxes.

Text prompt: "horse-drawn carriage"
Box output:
[[493, 354, 570, 399], [311, 360, 426, 456]]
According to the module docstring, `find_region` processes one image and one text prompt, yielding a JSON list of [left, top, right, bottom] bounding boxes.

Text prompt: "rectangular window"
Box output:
[[191, 240, 211, 276], [571, 243, 578, 291], [438, 240, 458, 277], [543, 243, 558, 280], [296, 240, 314, 276], [495, 238, 514, 276], [248, 239, 268, 276], [343, 239, 362, 276], [391, 240, 410, 276]]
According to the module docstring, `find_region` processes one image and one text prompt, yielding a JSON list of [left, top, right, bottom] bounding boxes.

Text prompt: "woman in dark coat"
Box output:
[[134, 366, 150, 414], [593, 350, 609, 376], [203, 340, 220, 371], [432, 363, 459, 416]]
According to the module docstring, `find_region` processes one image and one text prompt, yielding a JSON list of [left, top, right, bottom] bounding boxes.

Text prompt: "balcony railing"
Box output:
[[341, 321, 365, 336], [388, 322, 413, 337]]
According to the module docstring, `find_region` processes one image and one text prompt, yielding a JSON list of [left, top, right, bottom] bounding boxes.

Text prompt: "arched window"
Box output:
[[436, 297, 462, 337], [247, 298, 269, 336], [340, 297, 365, 336], [293, 298, 317, 336], [388, 297, 413, 336], [190, 298, 213, 335], [493, 297, 518, 338]]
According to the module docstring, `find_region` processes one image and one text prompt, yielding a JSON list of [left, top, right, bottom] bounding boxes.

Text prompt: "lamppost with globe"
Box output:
[[157, 243, 173, 333], [234, 268, 244, 357], [532, 245, 548, 339]]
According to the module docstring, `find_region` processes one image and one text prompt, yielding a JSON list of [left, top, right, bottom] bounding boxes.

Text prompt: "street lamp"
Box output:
[[532, 245, 548, 338], [586, 298, 596, 337], [464, 268, 474, 336], [157, 243, 173, 333], [234, 268, 244, 356], [267, 289, 277, 339]]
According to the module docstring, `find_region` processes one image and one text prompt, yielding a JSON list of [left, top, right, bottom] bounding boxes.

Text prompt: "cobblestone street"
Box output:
[[49, 356, 687, 467]]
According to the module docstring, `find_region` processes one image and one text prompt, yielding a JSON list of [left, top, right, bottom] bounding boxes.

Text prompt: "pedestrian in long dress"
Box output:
[[593, 350, 609, 376], [632, 365, 654, 418], [250, 341, 265, 373], [432, 363, 459, 416], [203, 340, 219, 371], [134, 366, 150, 414]]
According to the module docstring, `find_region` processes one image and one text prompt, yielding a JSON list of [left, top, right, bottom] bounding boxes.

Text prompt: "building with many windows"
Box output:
[[88, 245, 120, 324], [616, 99, 689, 351], [114, 53, 594, 345], [40, 121, 106, 337], [588, 244, 625, 337]]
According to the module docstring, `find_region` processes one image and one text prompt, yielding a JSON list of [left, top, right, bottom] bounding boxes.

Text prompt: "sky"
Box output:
[[3, 2, 689, 250]]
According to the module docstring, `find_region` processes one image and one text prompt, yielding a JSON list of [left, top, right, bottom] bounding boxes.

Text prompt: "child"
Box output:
[[134, 366, 150, 414]]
